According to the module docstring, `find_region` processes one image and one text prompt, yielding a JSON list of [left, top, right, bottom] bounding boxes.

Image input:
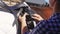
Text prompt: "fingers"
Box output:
[[23, 13, 28, 17], [32, 14, 40, 17], [18, 13, 28, 22], [19, 13, 28, 18], [32, 16, 40, 21], [32, 14, 41, 18], [32, 14, 44, 21]]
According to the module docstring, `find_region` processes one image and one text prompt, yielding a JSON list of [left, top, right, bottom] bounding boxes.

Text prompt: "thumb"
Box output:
[[23, 13, 28, 17]]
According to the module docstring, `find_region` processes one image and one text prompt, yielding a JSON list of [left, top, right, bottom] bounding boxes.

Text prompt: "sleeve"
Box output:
[[24, 20, 47, 34]]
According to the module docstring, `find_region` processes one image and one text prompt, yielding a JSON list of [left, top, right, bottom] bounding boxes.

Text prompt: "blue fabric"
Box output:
[[25, 13, 60, 34]]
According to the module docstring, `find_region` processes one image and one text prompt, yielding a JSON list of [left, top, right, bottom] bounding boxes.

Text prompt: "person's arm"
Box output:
[[18, 13, 44, 34], [28, 20, 47, 34], [18, 13, 28, 34]]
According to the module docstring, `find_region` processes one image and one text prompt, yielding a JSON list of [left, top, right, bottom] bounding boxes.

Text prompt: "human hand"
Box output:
[[18, 13, 28, 34], [32, 14, 44, 21], [18, 13, 28, 28], [18, 13, 27, 22]]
